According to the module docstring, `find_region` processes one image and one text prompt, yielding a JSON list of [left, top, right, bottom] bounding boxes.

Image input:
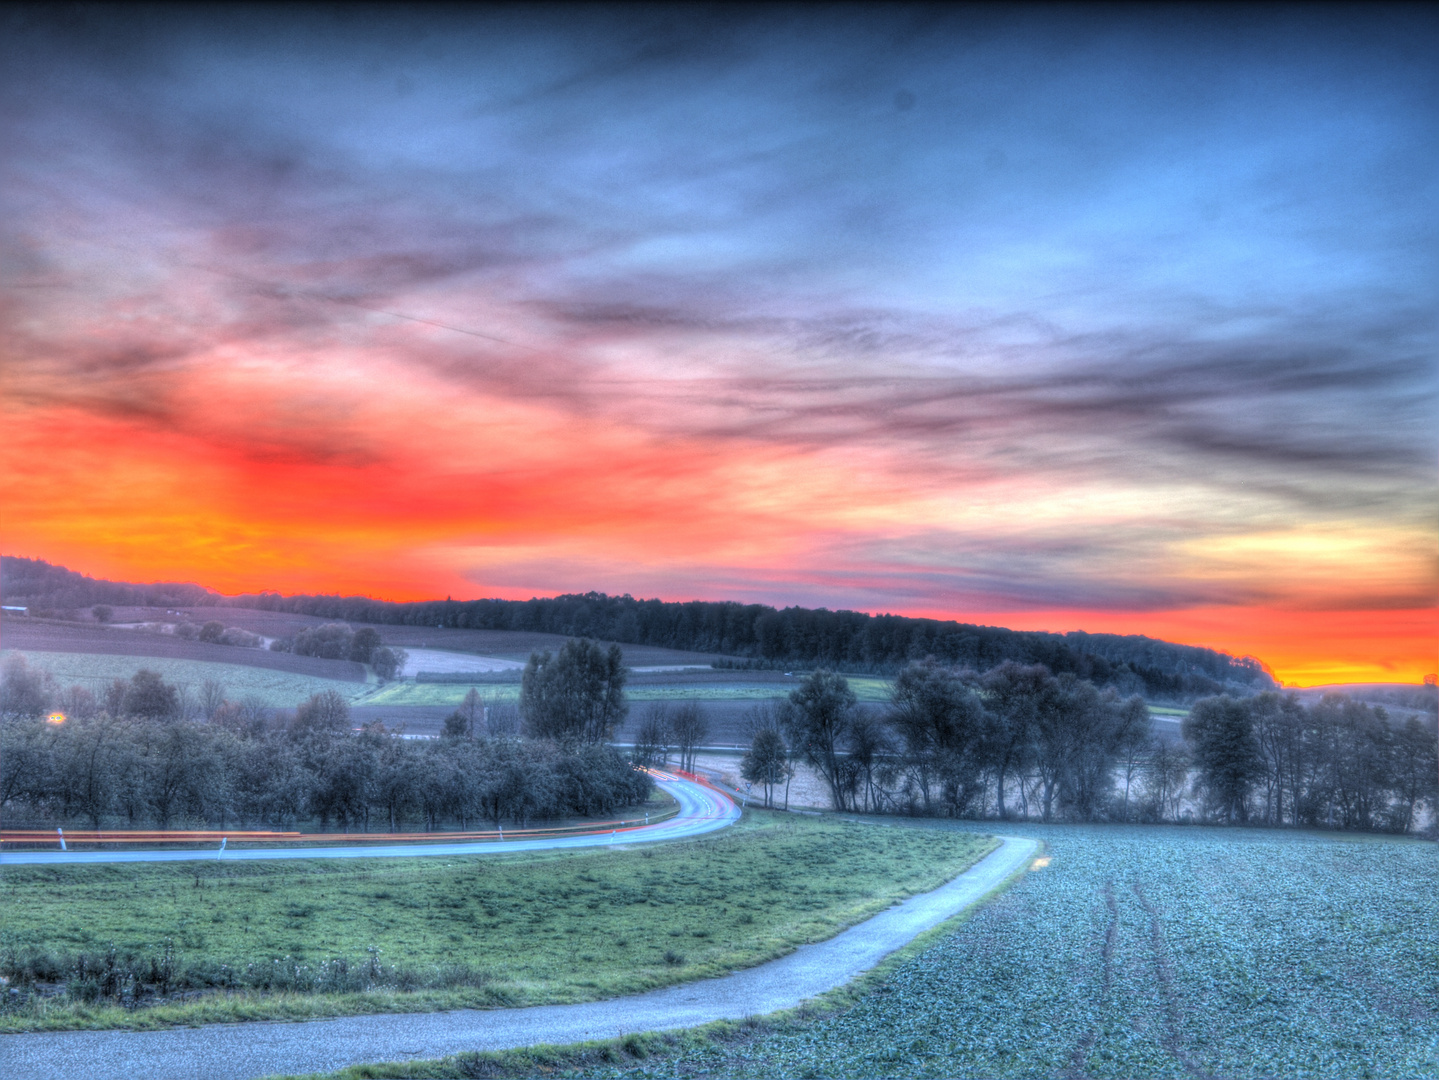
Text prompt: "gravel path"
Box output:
[[0, 835, 1036, 1080]]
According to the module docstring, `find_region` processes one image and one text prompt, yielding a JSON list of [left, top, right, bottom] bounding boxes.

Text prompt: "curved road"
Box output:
[[0, 772, 738, 866], [0, 835, 1037, 1080]]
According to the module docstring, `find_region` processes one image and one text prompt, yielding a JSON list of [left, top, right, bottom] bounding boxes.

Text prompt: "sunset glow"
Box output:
[[2, 8, 1434, 686]]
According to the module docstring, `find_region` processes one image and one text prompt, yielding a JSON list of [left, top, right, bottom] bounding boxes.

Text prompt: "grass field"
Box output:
[[0, 812, 995, 1033], [361, 676, 897, 710], [362, 681, 521, 707], [325, 822, 1439, 1080], [1, 649, 377, 708]]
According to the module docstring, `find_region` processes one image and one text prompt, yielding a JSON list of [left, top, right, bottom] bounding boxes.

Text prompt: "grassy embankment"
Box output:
[[1, 649, 376, 707], [306, 822, 1439, 1080], [0, 812, 996, 1032]]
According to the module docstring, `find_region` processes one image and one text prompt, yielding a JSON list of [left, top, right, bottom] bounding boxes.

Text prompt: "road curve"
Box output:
[[0, 772, 738, 867], [0, 835, 1038, 1080]]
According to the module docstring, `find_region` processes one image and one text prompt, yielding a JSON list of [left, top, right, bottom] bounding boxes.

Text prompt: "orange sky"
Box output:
[[3, 381, 1433, 686]]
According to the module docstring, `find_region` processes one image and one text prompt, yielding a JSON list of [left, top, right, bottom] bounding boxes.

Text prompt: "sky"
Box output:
[[1, 5, 1435, 685]]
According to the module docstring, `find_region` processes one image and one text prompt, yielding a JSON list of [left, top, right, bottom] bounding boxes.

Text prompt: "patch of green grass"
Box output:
[[0, 812, 995, 1032], [838, 677, 895, 702], [363, 682, 520, 707], [2, 650, 376, 707], [362, 678, 896, 709], [483, 821, 1436, 1080]]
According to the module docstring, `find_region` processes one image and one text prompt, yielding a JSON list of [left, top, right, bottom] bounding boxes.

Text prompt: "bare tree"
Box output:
[[1113, 695, 1153, 821], [460, 688, 484, 732], [0, 654, 52, 718], [890, 660, 984, 816], [200, 679, 227, 721], [840, 711, 892, 814], [741, 727, 788, 808], [486, 699, 521, 737], [783, 671, 857, 811], [122, 669, 181, 721], [1184, 695, 1263, 823], [59, 683, 100, 721], [977, 662, 1048, 820], [632, 702, 673, 768], [371, 646, 408, 681], [291, 690, 351, 738], [1144, 740, 1190, 822], [670, 702, 708, 773]]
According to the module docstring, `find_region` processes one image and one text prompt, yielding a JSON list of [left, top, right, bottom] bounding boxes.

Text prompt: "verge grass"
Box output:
[[0, 811, 995, 1032], [1, 649, 376, 707], [310, 822, 1439, 1080]]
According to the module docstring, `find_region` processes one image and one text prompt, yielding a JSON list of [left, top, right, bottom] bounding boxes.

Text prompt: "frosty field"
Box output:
[[341, 823, 1439, 1080]]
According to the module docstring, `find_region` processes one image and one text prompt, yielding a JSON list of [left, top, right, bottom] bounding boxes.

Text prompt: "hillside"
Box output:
[[2, 555, 1274, 699]]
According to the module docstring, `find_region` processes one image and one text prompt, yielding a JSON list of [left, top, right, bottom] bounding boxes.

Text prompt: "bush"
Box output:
[[219, 627, 262, 648], [371, 645, 407, 681], [121, 669, 180, 720], [293, 624, 354, 660]]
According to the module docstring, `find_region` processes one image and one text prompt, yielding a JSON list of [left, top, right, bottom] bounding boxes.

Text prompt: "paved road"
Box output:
[[0, 835, 1037, 1080], [0, 772, 737, 866]]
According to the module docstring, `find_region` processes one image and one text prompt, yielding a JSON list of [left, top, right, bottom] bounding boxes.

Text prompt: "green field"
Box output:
[[363, 681, 520, 707], [363, 676, 897, 709], [0, 812, 995, 1032], [2, 650, 377, 708], [329, 823, 1439, 1080]]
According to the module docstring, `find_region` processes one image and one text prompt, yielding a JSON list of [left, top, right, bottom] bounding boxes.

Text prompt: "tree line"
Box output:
[[3, 556, 1274, 698], [0, 654, 650, 832], [743, 663, 1437, 834], [267, 623, 407, 680]]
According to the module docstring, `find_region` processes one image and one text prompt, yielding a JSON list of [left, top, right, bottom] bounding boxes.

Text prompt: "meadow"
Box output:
[[361, 675, 896, 710], [0, 812, 994, 1032], [317, 822, 1439, 1080], [1, 649, 375, 708]]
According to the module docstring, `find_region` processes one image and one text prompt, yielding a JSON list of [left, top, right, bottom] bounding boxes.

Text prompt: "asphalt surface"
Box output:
[[0, 773, 738, 866], [0, 834, 1037, 1080]]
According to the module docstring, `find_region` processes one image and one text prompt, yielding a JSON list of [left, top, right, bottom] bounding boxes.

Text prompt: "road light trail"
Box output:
[[0, 772, 738, 866]]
